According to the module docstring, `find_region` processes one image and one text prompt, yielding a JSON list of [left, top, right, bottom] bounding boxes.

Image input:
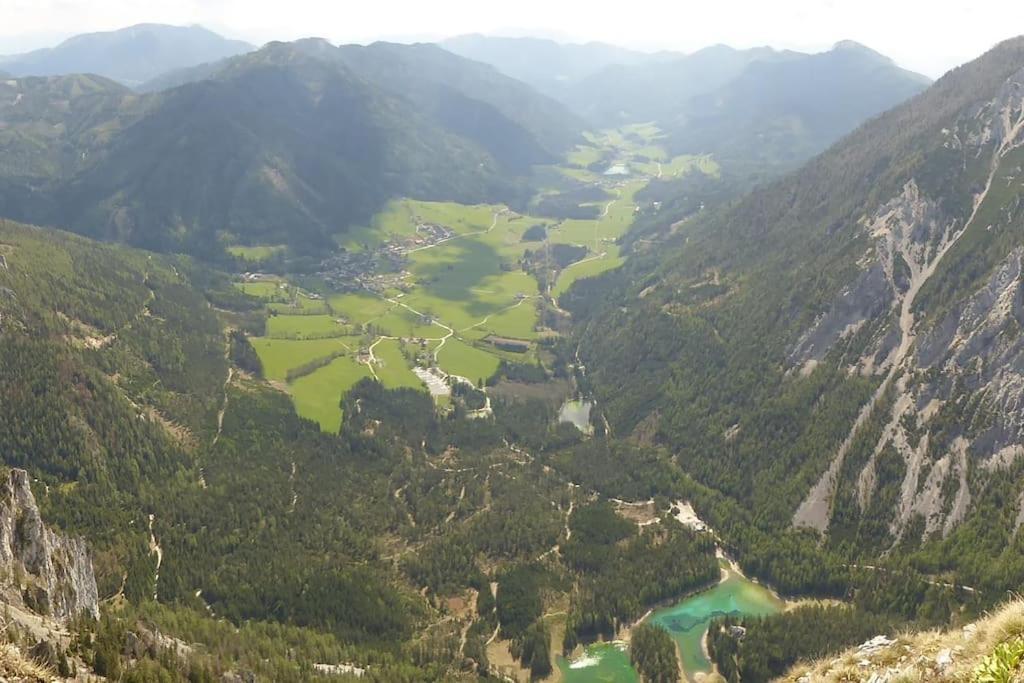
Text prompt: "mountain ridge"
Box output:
[[565, 34, 1024, 579], [0, 39, 583, 255], [0, 23, 254, 86]]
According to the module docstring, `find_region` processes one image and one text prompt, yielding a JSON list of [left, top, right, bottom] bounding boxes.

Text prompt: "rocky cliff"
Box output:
[[790, 60, 1024, 544], [0, 468, 98, 622]]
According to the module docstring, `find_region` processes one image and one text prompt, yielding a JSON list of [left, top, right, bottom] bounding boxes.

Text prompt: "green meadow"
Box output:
[[235, 280, 286, 299], [250, 337, 358, 381], [373, 339, 427, 390], [266, 314, 349, 339], [435, 338, 501, 385], [243, 124, 718, 429], [227, 244, 286, 262], [289, 355, 371, 433]]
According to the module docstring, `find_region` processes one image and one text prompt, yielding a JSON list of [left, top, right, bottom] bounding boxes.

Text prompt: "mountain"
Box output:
[[666, 40, 934, 168], [559, 43, 789, 126], [0, 217, 719, 679], [0, 40, 582, 255], [441, 36, 930, 175], [440, 33, 657, 97], [0, 24, 254, 86], [564, 35, 1024, 598]]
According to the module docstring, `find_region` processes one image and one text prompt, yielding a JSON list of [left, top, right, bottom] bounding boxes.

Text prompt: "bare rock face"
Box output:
[[792, 64, 1024, 540], [0, 468, 99, 622]]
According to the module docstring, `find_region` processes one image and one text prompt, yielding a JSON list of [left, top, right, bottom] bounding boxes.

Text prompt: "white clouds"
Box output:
[[0, 0, 1020, 77]]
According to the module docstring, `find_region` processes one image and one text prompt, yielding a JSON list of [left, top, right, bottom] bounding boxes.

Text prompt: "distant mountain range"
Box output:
[[0, 39, 583, 256], [440, 34, 662, 97], [0, 24, 254, 86], [0, 26, 932, 257], [443, 35, 932, 172]]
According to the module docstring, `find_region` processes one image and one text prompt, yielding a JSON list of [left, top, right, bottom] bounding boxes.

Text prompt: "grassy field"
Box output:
[[289, 355, 371, 433], [242, 124, 719, 429], [235, 280, 286, 299], [553, 245, 626, 297], [567, 144, 604, 167], [227, 244, 286, 262], [327, 292, 392, 321], [373, 339, 427, 390], [250, 337, 358, 381], [267, 292, 330, 314], [436, 338, 501, 385], [266, 314, 349, 339]]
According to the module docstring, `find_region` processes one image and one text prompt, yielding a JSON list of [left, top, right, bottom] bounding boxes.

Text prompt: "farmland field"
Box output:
[[243, 124, 718, 429], [266, 314, 349, 339], [373, 339, 427, 390], [235, 280, 286, 299], [250, 337, 358, 381], [289, 355, 371, 433], [227, 244, 286, 262], [435, 338, 501, 385]]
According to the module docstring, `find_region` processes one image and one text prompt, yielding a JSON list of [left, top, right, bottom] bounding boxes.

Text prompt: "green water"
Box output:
[[557, 570, 782, 682], [649, 571, 782, 680], [557, 641, 637, 683]]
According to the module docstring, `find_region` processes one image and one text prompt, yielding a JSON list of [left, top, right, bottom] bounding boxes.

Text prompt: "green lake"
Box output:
[[557, 568, 782, 682], [649, 570, 783, 680]]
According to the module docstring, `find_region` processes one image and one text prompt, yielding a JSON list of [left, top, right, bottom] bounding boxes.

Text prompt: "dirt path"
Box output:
[[485, 582, 501, 645], [211, 366, 235, 450], [380, 296, 456, 361], [458, 589, 480, 659], [444, 484, 466, 524], [843, 564, 976, 593], [148, 513, 163, 600], [288, 461, 298, 512]]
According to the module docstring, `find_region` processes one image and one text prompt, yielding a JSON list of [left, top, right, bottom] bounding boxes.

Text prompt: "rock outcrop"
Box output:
[[0, 468, 99, 622], [791, 62, 1024, 541], [783, 598, 1024, 682]]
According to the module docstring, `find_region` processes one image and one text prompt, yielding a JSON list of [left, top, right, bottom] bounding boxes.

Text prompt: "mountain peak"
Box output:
[[0, 23, 253, 85], [829, 39, 889, 60]]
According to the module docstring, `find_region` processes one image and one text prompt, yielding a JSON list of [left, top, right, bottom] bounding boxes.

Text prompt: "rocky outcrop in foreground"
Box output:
[[0, 468, 98, 622], [782, 599, 1024, 682]]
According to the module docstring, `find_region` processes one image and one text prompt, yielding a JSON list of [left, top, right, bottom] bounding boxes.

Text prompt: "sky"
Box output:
[[1, 0, 1022, 78]]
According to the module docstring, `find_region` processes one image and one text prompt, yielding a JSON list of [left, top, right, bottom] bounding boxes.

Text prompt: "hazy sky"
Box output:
[[2, 0, 1022, 78]]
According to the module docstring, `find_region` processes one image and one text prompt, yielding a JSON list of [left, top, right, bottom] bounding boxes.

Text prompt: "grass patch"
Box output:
[[266, 314, 348, 339], [436, 338, 501, 386], [289, 355, 371, 433], [373, 339, 426, 390], [250, 337, 358, 381], [235, 280, 286, 300], [227, 244, 286, 262]]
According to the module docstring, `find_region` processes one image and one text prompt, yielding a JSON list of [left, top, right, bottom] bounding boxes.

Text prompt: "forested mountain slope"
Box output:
[[445, 36, 930, 176], [0, 24, 253, 86], [0, 40, 582, 256], [565, 36, 1024, 596], [0, 218, 730, 680], [666, 41, 933, 169]]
